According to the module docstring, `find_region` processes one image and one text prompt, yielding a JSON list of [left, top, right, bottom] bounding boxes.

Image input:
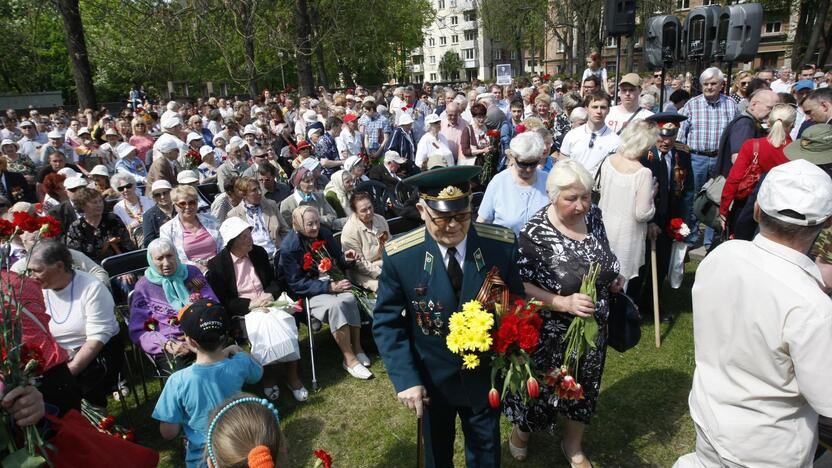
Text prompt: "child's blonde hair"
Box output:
[[206, 393, 286, 468]]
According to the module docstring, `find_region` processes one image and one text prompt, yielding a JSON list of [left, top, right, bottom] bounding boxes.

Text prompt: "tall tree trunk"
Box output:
[[801, 0, 830, 67], [294, 0, 315, 96], [516, 30, 524, 74], [626, 35, 636, 73], [239, 0, 258, 97], [820, 29, 832, 66], [792, 1, 812, 68], [308, 0, 328, 88], [54, 0, 96, 108]]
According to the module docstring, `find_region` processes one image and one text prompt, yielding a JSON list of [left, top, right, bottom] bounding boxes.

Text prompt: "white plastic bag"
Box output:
[[669, 241, 687, 289], [244, 306, 300, 366]]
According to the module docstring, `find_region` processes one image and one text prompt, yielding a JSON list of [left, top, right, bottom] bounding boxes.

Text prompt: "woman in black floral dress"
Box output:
[[66, 187, 135, 263], [503, 159, 623, 467]]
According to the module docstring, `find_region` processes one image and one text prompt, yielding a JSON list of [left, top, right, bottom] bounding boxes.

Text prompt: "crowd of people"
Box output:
[[0, 56, 831, 468]]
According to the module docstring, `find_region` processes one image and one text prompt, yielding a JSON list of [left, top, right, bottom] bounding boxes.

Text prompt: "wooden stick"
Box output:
[[651, 238, 661, 348], [416, 416, 424, 468]]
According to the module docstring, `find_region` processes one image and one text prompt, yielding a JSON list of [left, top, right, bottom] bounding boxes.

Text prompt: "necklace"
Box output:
[[123, 198, 144, 221], [45, 274, 75, 325]]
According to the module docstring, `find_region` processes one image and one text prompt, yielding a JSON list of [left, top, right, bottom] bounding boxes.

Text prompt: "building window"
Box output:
[[440, 37, 447, 46], [412, 55, 423, 65], [464, 30, 477, 41], [557, 40, 565, 53], [493, 49, 502, 60], [463, 10, 476, 22], [702, 0, 715, 5], [606, 36, 616, 48], [452, 35, 459, 44], [438, 0, 445, 9], [451, 16, 458, 26], [430, 55, 436, 64], [676, 0, 689, 9], [428, 38, 435, 47], [510, 50, 517, 59], [430, 73, 437, 81], [764, 22, 782, 34], [463, 48, 475, 59]]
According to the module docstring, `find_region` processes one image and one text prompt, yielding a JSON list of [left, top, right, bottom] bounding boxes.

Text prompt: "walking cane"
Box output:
[[650, 238, 661, 348], [304, 297, 319, 392], [416, 415, 424, 468]]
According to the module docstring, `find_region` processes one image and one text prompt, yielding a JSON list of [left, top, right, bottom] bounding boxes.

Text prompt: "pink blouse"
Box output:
[[231, 253, 272, 303], [183, 225, 217, 262]]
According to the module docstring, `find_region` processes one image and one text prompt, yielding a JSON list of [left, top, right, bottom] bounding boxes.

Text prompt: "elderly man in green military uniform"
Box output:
[[373, 165, 524, 467]]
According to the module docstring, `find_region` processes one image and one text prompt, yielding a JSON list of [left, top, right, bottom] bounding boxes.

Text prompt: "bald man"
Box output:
[[440, 102, 466, 163], [715, 89, 780, 177]]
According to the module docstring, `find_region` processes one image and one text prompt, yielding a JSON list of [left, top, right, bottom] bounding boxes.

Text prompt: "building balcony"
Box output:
[[408, 63, 423, 73], [411, 47, 423, 56], [464, 58, 479, 68]]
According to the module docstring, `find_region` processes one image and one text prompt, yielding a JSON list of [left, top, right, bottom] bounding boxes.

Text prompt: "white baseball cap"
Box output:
[[156, 136, 181, 154], [219, 217, 252, 247], [176, 170, 199, 184], [89, 165, 110, 177], [398, 113, 414, 126], [57, 167, 81, 178], [243, 124, 258, 136], [199, 145, 215, 158], [47, 129, 63, 139], [160, 114, 182, 130], [64, 176, 87, 190], [758, 159, 832, 226], [186, 132, 203, 144], [384, 150, 406, 164], [303, 110, 318, 123], [344, 155, 362, 171], [104, 128, 119, 137], [77, 126, 91, 136], [425, 113, 441, 125], [117, 144, 137, 159], [151, 180, 173, 194]]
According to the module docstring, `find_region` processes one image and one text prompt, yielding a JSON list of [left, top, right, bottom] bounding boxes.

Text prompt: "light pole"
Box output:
[[278, 51, 286, 90]]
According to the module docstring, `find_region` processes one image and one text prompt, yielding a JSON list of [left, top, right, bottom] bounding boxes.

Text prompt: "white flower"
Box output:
[[678, 224, 691, 237]]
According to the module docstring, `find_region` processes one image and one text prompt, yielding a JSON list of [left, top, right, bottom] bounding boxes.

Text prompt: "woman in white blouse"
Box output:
[[597, 120, 658, 280], [111, 172, 154, 246], [415, 113, 450, 170], [28, 241, 120, 409]]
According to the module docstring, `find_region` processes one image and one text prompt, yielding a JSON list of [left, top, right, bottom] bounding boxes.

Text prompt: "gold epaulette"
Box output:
[[674, 142, 691, 153], [385, 227, 425, 255], [473, 223, 515, 244]]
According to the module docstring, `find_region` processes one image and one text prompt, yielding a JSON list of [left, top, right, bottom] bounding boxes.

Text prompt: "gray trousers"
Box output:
[[308, 292, 360, 332]]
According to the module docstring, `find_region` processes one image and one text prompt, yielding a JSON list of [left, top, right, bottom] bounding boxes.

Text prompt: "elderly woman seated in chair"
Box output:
[[128, 238, 218, 374], [279, 205, 373, 380], [339, 191, 390, 292], [206, 217, 308, 402]]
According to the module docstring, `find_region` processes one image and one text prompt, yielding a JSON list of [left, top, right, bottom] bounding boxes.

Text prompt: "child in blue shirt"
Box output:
[[152, 299, 263, 468]]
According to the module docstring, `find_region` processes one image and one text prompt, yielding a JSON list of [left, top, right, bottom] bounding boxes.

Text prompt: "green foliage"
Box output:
[[439, 50, 463, 81]]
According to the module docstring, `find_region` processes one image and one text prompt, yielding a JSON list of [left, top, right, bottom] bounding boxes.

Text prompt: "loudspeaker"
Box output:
[[645, 15, 683, 69], [684, 5, 721, 58], [719, 3, 763, 62], [605, 0, 636, 37]]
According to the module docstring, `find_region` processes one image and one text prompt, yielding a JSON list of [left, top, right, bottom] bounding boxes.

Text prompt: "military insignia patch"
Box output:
[[474, 248, 485, 271], [424, 252, 434, 274]]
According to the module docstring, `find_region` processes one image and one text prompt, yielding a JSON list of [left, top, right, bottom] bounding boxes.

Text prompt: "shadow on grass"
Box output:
[[370, 438, 418, 468], [588, 368, 691, 467], [284, 416, 326, 466]]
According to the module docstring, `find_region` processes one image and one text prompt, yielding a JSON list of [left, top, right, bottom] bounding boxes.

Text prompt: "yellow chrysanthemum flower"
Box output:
[[462, 354, 480, 369]]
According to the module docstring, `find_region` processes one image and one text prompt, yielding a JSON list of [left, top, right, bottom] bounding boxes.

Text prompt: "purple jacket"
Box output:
[[128, 265, 218, 355]]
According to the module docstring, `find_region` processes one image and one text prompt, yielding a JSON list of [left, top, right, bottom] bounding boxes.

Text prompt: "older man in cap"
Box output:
[[374, 165, 524, 468], [388, 113, 417, 162], [152, 113, 186, 162], [627, 113, 693, 322], [147, 137, 181, 187], [676, 158, 832, 468]]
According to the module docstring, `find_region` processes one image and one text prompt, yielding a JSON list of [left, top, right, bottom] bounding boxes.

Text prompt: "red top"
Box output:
[[720, 136, 791, 216], [0, 271, 68, 375]]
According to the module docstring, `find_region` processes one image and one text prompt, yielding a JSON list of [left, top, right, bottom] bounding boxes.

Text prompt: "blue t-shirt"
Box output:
[[477, 168, 549, 235], [152, 352, 263, 468]]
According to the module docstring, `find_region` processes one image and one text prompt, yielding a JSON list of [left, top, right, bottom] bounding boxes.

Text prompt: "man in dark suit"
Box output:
[[373, 166, 524, 467], [627, 113, 694, 322], [48, 175, 87, 235], [0, 160, 35, 203]]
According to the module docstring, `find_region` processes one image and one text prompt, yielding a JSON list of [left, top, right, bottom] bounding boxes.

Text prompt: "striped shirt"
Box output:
[[678, 94, 737, 154]]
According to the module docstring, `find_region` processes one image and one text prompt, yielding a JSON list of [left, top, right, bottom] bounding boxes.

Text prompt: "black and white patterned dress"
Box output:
[[503, 204, 620, 431]]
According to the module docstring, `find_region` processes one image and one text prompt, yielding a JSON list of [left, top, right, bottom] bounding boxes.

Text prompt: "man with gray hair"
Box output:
[[678, 66, 738, 248], [676, 158, 832, 468], [770, 66, 794, 94]]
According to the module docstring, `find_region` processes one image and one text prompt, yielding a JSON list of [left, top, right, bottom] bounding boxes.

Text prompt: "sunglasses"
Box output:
[[176, 200, 198, 208], [739, 81, 751, 86], [425, 210, 472, 228], [588, 132, 598, 149], [516, 160, 538, 169], [116, 183, 134, 192]]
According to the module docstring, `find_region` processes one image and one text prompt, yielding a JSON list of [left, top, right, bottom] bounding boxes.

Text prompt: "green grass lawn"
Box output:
[[111, 264, 698, 467]]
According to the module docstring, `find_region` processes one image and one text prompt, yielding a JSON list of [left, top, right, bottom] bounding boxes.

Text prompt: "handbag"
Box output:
[[735, 140, 762, 200], [693, 175, 726, 230], [607, 292, 641, 353]]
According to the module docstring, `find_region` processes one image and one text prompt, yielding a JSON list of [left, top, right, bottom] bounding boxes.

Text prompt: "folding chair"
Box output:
[[197, 183, 220, 203], [386, 216, 422, 236]]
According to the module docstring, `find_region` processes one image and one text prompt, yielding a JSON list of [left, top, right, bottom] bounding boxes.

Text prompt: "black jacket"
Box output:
[[141, 205, 173, 248], [206, 244, 282, 318], [640, 145, 694, 229], [48, 199, 79, 237], [2, 171, 35, 203]]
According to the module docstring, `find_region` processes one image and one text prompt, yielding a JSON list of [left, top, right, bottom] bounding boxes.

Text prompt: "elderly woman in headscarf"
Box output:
[[207, 218, 308, 402], [278, 205, 372, 380], [324, 169, 355, 217], [128, 238, 218, 373], [279, 165, 345, 231]]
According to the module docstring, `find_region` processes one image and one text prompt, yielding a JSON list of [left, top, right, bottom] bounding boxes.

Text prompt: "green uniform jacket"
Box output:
[[372, 223, 524, 410]]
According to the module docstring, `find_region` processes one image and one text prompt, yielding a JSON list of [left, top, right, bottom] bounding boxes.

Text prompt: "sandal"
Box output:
[[561, 442, 593, 468], [263, 385, 280, 401], [509, 426, 529, 461]]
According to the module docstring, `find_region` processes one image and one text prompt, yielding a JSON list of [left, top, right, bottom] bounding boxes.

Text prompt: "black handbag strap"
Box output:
[[616, 108, 642, 135]]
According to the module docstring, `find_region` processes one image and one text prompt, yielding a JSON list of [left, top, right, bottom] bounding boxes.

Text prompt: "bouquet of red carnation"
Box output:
[[542, 73, 552, 81], [545, 263, 601, 401], [515, 124, 526, 134], [184, 149, 202, 170], [487, 298, 544, 407], [480, 129, 502, 187], [303, 240, 374, 317], [80, 400, 135, 442], [667, 217, 691, 242]]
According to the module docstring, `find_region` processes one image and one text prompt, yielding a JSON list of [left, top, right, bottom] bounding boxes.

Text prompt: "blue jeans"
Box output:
[[689, 153, 717, 247]]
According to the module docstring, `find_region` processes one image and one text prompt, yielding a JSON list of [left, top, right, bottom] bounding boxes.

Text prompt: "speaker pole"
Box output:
[[725, 62, 733, 96], [614, 36, 622, 104], [660, 67, 666, 108]]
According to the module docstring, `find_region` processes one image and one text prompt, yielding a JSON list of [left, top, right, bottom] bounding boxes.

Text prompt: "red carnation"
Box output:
[[515, 124, 526, 134], [518, 324, 539, 353], [318, 257, 332, 273], [303, 252, 314, 270], [543, 73, 552, 81], [34, 202, 43, 212], [486, 129, 501, 139], [12, 211, 40, 232], [313, 449, 333, 468], [311, 240, 327, 251], [143, 318, 159, 331], [38, 215, 62, 238], [670, 218, 683, 229], [0, 219, 14, 237]]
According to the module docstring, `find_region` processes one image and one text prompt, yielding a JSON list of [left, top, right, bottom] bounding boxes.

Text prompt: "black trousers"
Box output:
[[422, 399, 501, 468], [40, 362, 82, 416], [626, 233, 672, 313], [73, 336, 124, 407]]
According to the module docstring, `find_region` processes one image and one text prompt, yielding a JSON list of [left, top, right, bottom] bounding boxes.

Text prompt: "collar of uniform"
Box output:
[[753, 234, 825, 287], [437, 234, 468, 266]]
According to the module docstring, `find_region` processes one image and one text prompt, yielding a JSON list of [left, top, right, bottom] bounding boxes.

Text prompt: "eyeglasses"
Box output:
[[116, 183, 134, 192], [175, 200, 198, 208], [153, 190, 171, 197], [739, 81, 751, 86], [588, 132, 598, 149], [516, 160, 538, 170], [425, 210, 472, 228]]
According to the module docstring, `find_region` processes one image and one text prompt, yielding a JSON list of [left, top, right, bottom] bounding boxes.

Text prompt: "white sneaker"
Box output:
[[343, 362, 374, 380], [356, 352, 372, 367]]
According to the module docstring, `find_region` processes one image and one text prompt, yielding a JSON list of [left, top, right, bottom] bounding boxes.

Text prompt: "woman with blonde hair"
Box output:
[[730, 71, 753, 103], [720, 103, 797, 231], [159, 185, 223, 271], [598, 120, 658, 280]]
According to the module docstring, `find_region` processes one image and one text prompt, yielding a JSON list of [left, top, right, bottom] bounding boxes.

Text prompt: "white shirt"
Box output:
[[770, 79, 794, 94], [113, 196, 155, 229], [437, 235, 467, 269], [415, 132, 451, 169], [336, 128, 362, 158], [688, 235, 832, 467], [605, 105, 653, 134], [559, 124, 620, 177], [43, 270, 119, 351]]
